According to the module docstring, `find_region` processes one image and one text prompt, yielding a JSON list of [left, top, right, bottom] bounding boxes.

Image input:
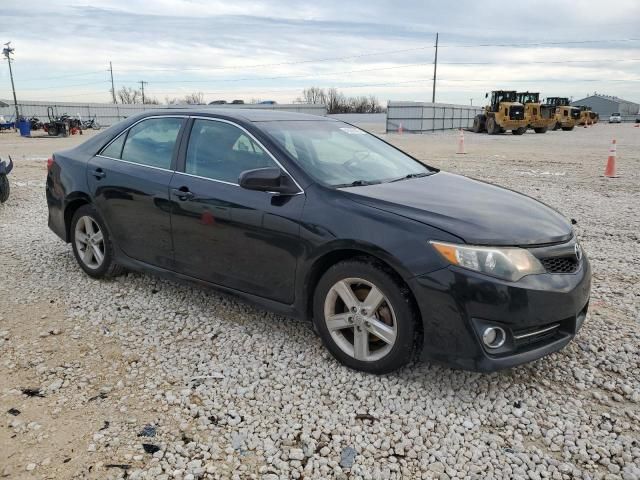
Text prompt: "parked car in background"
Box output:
[[609, 113, 622, 123], [208, 100, 227, 105], [46, 109, 591, 374], [259, 100, 277, 105], [231, 100, 245, 105]]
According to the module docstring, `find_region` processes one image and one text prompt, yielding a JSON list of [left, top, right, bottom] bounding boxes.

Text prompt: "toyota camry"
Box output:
[[46, 109, 591, 373]]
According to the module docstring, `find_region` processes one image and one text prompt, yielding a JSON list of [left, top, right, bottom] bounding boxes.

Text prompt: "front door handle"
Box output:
[[171, 187, 195, 201], [92, 168, 106, 179]]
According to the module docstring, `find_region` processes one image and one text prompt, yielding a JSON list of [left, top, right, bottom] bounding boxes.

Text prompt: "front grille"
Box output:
[[541, 256, 579, 274], [509, 105, 524, 120], [513, 322, 561, 348]]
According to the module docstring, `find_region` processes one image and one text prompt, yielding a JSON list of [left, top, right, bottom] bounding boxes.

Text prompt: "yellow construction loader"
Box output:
[[472, 90, 528, 135], [516, 92, 555, 133], [546, 97, 581, 131], [577, 106, 599, 126]]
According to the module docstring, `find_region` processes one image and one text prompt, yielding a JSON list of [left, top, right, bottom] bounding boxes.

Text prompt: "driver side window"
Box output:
[[185, 120, 277, 183]]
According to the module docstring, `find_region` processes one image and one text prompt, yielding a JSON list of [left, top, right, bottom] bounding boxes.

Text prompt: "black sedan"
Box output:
[[46, 109, 591, 373]]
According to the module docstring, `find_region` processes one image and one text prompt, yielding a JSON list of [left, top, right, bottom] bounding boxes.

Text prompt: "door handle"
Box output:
[[92, 168, 106, 179], [171, 187, 195, 201]]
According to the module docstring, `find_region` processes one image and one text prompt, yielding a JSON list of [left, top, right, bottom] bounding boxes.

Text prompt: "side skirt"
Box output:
[[112, 246, 303, 321]]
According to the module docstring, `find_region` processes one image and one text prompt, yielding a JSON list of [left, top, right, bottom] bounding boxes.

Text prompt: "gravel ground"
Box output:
[[0, 124, 639, 480]]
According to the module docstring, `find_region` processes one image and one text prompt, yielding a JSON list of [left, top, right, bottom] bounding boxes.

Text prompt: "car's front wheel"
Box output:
[[313, 259, 418, 374], [70, 204, 123, 278]]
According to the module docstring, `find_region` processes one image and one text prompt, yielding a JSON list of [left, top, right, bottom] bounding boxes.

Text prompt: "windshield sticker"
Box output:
[[340, 127, 366, 135]]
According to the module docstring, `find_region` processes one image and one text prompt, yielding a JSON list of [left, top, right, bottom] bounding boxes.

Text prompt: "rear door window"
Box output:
[[119, 117, 183, 169], [101, 133, 126, 159]]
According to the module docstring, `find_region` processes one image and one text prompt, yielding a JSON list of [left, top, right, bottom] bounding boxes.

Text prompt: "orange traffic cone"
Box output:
[[456, 128, 466, 154], [604, 139, 618, 178], [398, 122, 403, 135]]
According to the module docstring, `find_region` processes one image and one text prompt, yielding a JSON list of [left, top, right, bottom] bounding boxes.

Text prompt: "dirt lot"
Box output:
[[0, 124, 639, 480]]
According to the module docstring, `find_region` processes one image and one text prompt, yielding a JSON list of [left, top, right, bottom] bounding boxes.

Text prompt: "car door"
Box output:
[[169, 117, 305, 304], [87, 116, 185, 269]]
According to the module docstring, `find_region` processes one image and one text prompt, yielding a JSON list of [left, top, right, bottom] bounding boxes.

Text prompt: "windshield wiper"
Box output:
[[334, 179, 380, 188], [389, 172, 431, 183]]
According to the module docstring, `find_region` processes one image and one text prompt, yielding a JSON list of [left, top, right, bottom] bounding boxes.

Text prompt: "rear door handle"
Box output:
[[171, 187, 195, 201], [92, 168, 106, 179]]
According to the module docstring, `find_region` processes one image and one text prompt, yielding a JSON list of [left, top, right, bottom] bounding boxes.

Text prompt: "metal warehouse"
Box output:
[[571, 94, 639, 118]]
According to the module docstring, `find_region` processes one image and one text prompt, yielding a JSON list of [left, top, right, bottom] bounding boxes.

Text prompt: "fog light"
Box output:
[[482, 327, 506, 349]]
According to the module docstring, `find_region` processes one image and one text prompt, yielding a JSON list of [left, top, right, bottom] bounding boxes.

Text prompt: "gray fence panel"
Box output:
[[0, 100, 326, 127], [386, 101, 483, 133]]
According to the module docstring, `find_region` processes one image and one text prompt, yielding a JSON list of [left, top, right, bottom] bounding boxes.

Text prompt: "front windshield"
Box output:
[[259, 121, 432, 187]]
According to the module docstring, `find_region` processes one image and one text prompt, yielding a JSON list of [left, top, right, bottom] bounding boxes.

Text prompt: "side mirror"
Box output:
[[238, 167, 299, 195]]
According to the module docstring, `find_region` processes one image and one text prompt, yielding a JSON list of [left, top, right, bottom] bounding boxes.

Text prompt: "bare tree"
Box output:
[[300, 87, 326, 105], [299, 87, 382, 114], [117, 86, 142, 104], [184, 92, 205, 105]]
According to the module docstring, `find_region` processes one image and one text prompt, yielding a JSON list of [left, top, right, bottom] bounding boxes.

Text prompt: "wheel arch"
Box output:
[[63, 193, 92, 242], [302, 245, 423, 334]]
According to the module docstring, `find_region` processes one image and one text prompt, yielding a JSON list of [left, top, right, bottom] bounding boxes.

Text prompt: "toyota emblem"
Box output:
[[574, 243, 583, 261]]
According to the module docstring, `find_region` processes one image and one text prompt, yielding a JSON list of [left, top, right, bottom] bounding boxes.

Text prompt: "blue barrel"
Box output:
[[18, 119, 31, 137]]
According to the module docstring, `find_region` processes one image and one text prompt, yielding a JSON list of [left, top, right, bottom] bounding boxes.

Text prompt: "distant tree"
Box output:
[[298, 87, 382, 114], [144, 97, 160, 105], [117, 86, 142, 104], [184, 92, 205, 105], [299, 87, 326, 105], [249, 98, 262, 104]]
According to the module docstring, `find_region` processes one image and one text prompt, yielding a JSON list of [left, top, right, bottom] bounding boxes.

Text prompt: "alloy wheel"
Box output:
[[74, 215, 105, 269], [323, 278, 398, 362]]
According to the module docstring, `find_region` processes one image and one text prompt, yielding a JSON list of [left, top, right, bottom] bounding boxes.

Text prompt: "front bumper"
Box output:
[[409, 256, 591, 371]]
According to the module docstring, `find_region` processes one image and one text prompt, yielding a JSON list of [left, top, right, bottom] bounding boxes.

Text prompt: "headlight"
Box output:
[[430, 241, 545, 282]]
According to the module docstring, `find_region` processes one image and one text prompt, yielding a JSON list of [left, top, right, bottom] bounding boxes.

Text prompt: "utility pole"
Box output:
[[470, 98, 473, 106], [109, 61, 116, 104], [139, 80, 148, 104], [2, 42, 20, 129], [431, 32, 438, 104]]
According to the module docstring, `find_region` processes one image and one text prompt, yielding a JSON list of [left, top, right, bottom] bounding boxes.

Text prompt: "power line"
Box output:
[[108, 37, 640, 73], [114, 57, 640, 86], [17, 70, 107, 83]]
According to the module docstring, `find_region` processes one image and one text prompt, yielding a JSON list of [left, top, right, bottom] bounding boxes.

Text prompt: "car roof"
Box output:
[[138, 108, 331, 123]]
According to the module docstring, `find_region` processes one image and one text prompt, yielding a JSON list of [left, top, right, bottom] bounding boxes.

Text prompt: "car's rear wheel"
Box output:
[[70, 204, 123, 278], [561, 126, 574, 131], [313, 259, 418, 374]]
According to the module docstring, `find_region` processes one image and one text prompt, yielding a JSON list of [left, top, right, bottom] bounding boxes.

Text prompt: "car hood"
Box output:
[[342, 172, 573, 246]]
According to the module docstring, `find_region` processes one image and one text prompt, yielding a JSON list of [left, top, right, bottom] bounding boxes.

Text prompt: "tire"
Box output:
[[512, 127, 526, 135], [472, 115, 484, 133], [70, 204, 123, 278], [0, 174, 9, 203], [486, 116, 497, 135], [312, 259, 418, 374], [561, 126, 574, 131], [533, 127, 547, 134], [552, 122, 560, 131]]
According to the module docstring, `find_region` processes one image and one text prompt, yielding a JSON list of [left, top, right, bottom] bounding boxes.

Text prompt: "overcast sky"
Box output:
[[1, 0, 639, 105]]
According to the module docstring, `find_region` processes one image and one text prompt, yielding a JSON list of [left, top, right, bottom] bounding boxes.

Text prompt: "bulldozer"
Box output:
[[473, 90, 528, 135], [546, 97, 581, 131], [515, 92, 555, 133]]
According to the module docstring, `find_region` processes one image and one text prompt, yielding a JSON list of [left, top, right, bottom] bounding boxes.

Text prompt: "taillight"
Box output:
[[47, 157, 54, 170]]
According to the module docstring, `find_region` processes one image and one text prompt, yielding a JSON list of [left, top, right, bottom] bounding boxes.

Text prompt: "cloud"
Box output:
[[0, 0, 638, 104]]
